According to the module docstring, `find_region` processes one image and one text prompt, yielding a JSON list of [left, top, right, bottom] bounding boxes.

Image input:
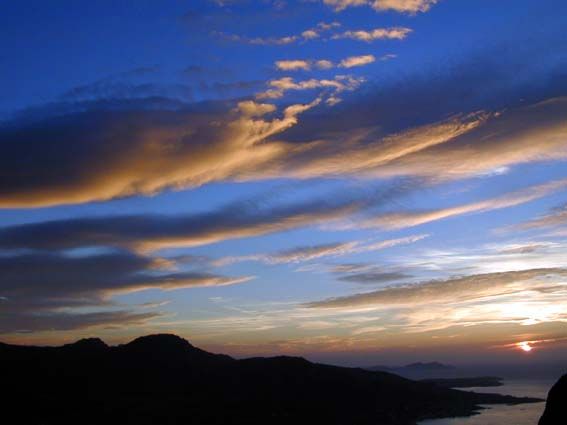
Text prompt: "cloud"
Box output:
[[3, 32, 567, 212], [0, 251, 249, 299], [511, 204, 567, 231], [323, 0, 367, 11], [214, 242, 357, 266], [0, 187, 396, 252], [302, 21, 342, 39], [275, 60, 313, 71], [315, 60, 335, 69], [3, 95, 566, 209], [263, 242, 360, 264], [0, 310, 161, 334], [339, 55, 376, 68], [357, 178, 567, 230], [0, 251, 250, 333], [215, 32, 299, 45], [215, 21, 341, 46], [332, 27, 412, 42], [338, 271, 411, 283], [371, 0, 438, 13], [256, 75, 364, 99], [278, 97, 567, 182], [218, 22, 409, 46], [59, 66, 166, 101], [330, 263, 375, 274], [307, 268, 567, 308], [275, 55, 379, 72], [270, 111, 487, 177], [0, 97, 319, 208], [323, 0, 438, 13], [274, 59, 334, 71], [236, 100, 277, 117], [387, 239, 567, 277], [496, 243, 551, 255], [215, 234, 428, 265]]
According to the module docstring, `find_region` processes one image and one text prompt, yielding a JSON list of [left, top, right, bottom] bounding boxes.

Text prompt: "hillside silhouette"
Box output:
[[0, 334, 542, 425]]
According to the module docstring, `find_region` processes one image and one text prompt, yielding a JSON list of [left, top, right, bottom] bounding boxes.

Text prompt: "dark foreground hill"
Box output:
[[539, 374, 567, 424], [0, 334, 542, 425]]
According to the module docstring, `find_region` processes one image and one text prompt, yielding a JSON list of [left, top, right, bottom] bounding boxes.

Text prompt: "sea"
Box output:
[[418, 378, 554, 425]]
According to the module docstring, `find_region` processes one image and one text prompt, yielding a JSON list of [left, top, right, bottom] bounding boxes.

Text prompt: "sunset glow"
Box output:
[[518, 341, 533, 353]]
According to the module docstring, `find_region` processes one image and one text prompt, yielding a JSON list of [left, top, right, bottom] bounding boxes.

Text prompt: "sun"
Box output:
[[517, 341, 533, 352]]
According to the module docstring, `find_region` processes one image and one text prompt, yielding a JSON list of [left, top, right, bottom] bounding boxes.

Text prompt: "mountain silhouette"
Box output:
[[62, 337, 108, 351], [539, 374, 567, 424], [0, 334, 542, 425]]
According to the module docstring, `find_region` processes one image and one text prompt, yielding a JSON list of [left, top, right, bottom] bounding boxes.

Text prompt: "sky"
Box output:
[[1, 0, 567, 366]]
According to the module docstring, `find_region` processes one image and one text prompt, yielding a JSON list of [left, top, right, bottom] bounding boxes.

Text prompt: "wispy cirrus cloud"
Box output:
[[215, 21, 341, 45], [509, 204, 567, 231], [307, 268, 567, 308], [215, 234, 428, 266], [337, 271, 411, 284], [214, 32, 299, 45], [281, 98, 567, 182], [354, 178, 567, 230]]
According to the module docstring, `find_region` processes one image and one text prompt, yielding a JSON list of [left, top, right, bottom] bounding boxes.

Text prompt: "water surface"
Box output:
[[419, 379, 552, 425]]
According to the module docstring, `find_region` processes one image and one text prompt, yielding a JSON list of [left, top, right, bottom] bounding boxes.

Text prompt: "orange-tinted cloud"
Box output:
[[332, 27, 412, 42], [2, 90, 567, 209], [323, 0, 438, 13]]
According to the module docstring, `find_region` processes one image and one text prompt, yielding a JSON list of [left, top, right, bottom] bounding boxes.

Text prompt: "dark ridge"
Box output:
[[0, 334, 543, 425], [539, 374, 567, 424], [63, 337, 108, 351], [121, 333, 195, 352], [113, 333, 235, 366]]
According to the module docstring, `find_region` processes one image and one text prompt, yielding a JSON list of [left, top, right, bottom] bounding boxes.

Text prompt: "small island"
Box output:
[[420, 376, 504, 388]]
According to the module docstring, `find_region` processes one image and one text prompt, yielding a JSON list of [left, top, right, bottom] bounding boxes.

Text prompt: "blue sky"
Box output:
[[1, 0, 567, 365]]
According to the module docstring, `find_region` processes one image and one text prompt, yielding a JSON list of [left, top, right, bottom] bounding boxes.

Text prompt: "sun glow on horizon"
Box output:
[[517, 341, 533, 352]]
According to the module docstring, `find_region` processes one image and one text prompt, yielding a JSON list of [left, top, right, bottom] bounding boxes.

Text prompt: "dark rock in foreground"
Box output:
[[0, 334, 543, 425], [539, 374, 567, 424]]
